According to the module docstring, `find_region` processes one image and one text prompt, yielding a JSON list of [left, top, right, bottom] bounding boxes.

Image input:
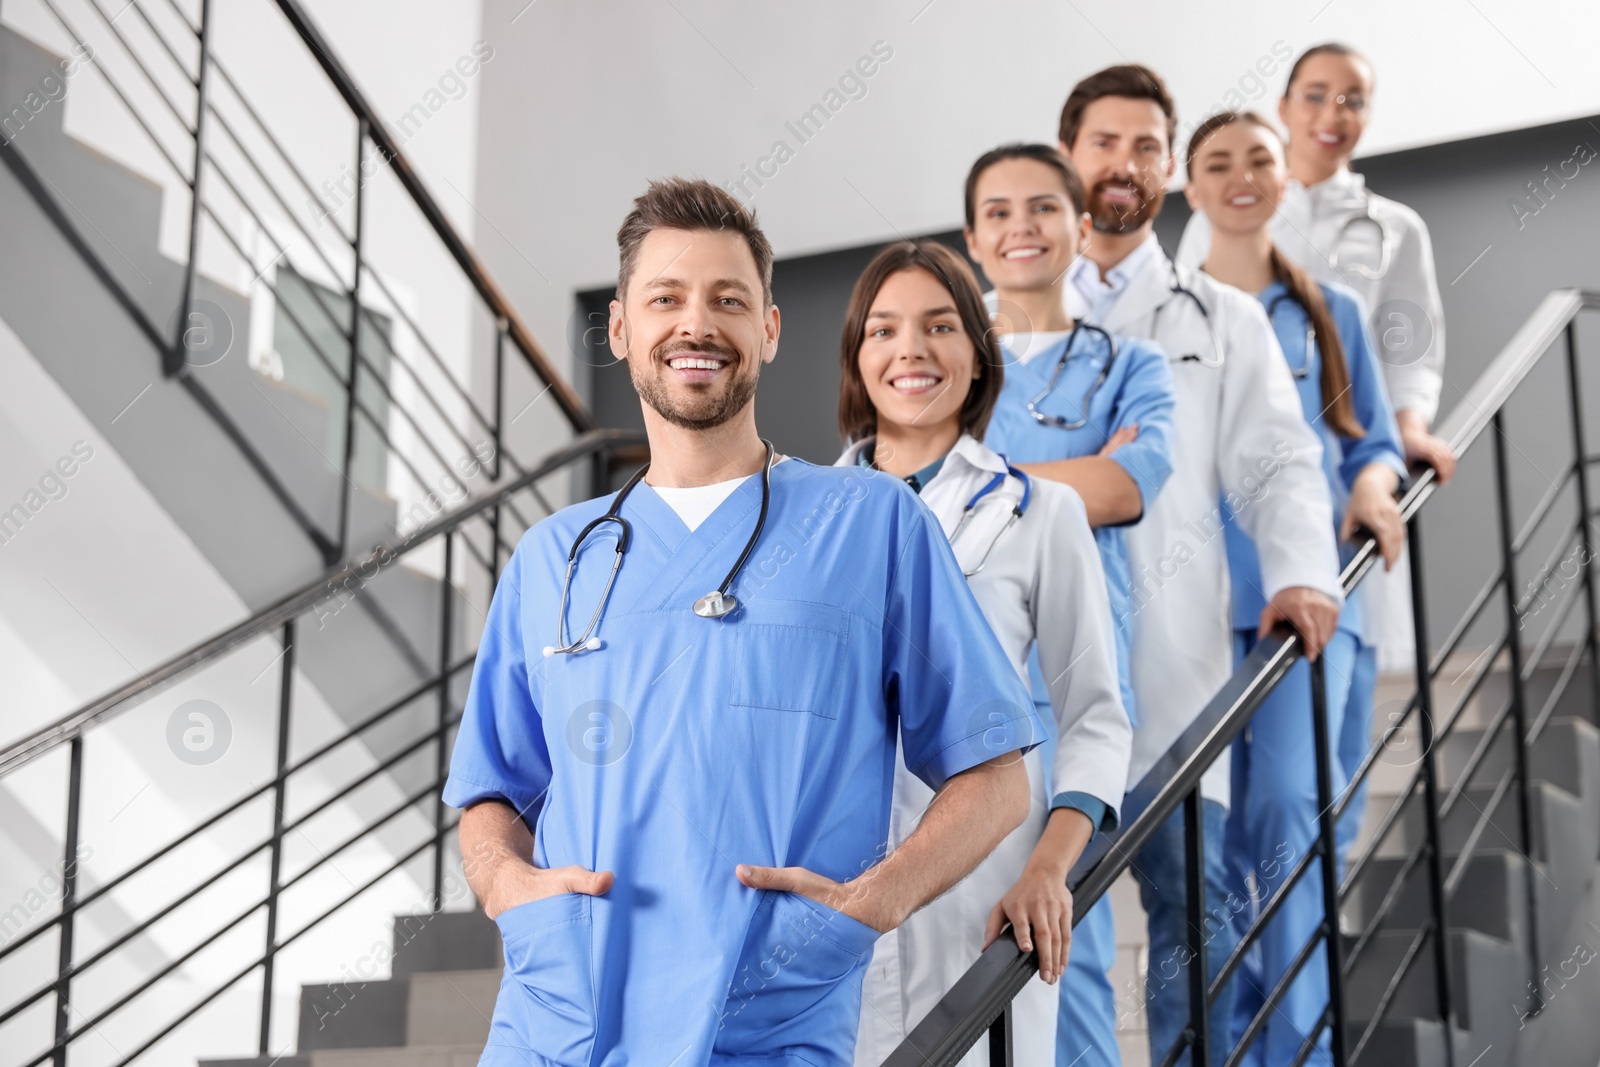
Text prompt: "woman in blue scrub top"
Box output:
[[1183, 111, 1406, 1066], [962, 143, 1176, 1067]]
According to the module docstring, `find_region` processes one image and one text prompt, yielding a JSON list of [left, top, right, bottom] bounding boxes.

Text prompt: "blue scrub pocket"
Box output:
[[714, 891, 879, 1058], [730, 600, 850, 718], [487, 893, 596, 1063]]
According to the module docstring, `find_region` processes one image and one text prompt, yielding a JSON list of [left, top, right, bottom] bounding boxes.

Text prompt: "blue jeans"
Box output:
[[1126, 795, 1237, 1067], [1227, 630, 1357, 1066]]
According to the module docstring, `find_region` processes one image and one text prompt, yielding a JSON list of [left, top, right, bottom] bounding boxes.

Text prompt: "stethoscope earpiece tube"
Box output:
[[549, 440, 778, 650]]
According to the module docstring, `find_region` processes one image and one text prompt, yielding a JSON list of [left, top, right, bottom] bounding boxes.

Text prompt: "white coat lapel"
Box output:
[[1100, 245, 1173, 337]]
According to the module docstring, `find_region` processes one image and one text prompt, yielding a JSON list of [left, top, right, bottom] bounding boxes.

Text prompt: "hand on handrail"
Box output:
[[1258, 587, 1339, 660]]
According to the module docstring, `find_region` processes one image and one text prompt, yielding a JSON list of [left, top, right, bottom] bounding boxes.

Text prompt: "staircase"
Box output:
[[0, 14, 491, 847], [1341, 658, 1600, 1067], [1, 0, 1598, 1062], [199, 910, 503, 1067], [0, 2, 623, 1064]]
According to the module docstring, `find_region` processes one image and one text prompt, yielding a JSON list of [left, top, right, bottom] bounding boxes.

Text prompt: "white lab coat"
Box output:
[[840, 434, 1131, 1067], [1175, 168, 1445, 423], [1177, 169, 1444, 659], [1066, 239, 1342, 805]]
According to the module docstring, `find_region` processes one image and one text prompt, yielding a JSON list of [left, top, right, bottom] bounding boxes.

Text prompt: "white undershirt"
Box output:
[[1002, 330, 1073, 366], [650, 476, 751, 532]]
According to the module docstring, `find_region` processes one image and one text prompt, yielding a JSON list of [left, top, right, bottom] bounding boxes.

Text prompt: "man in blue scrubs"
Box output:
[[446, 178, 1043, 1066]]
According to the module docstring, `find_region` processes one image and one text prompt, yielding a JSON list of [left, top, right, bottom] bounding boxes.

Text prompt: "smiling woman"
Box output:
[[834, 240, 1134, 1066], [837, 241, 1001, 455]]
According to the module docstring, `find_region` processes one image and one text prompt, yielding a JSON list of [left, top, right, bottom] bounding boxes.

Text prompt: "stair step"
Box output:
[[297, 975, 409, 1051], [406, 970, 499, 1047], [1349, 848, 1534, 956], [1346, 1017, 1468, 1067], [1371, 779, 1590, 868], [1437, 716, 1600, 814], [391, 911, 503, 978], [308, 1047, 484, 1067], [1343, 927, 1521, 1066]]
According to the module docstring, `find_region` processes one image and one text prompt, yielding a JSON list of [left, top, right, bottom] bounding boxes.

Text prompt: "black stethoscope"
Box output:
[[948, 465, 1032, 577], [1264, 290, 1316, 379], [1151, 266, 1227, 368], [542, 440, 777, 656], [1025, 321, 1119, 430]]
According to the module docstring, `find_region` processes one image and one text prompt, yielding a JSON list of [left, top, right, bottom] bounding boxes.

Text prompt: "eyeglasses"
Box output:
[[1290, 89, 1368, 113]]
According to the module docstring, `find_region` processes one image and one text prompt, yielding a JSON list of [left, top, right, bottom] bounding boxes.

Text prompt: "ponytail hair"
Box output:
[[1185, 110, 1365, 440], [1269, 247, 1364, 439]]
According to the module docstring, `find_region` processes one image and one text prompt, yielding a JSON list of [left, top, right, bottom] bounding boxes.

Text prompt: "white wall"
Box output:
[[473, 0, 1600, 384]]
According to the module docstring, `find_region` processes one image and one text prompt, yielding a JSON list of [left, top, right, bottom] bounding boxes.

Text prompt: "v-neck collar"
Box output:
[[631, 462, 768, 546], [606, 459, 798, 615]]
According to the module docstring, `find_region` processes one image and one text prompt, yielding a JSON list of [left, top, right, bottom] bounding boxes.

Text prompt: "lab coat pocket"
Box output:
[[717, 891, 880, 1054], [489, 893, 595, 1060], [730, 600, 850, 719]]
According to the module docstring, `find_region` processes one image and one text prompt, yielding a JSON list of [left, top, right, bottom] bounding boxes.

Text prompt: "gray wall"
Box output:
[[575, 113, 1600, 647]]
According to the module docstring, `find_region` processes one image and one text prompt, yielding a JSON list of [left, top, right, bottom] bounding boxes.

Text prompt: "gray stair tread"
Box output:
[[310, 1047, 483, 1067], [1439, 716, 1600, 805], [406, 970, 499, 1047], [1369, 778, 1591, 867], [298, 976, 409, 1051], [391, 910, 503, 977]]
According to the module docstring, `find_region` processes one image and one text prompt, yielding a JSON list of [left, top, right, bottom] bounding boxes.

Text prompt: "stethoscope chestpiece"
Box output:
[[544, 637, 603, 657], [692, 591, 738, 619]]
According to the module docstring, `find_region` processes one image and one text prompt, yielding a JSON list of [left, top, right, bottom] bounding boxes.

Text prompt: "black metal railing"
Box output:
[[0, 428, 643, 1067], [0, 0, 590, 568], [885, 288, 1600, 1066]]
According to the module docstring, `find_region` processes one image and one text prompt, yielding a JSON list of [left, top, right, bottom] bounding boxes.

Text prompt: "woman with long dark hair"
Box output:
[[837, 240, 1132, 1067], [1184, 110, 1406, 1066]]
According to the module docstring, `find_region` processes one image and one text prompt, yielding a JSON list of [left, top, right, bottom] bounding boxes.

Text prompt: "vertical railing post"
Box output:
[[51, 735, 84, 1067], [259, 619, 295, 1054], [1565, 321, 1600, 720], [1491, 413, 1544, 1016], [334, 118, 368, 565], [1407, 512, 1458, 1063], [492, 322, 507, 484], [1309, 655, 1348, 1066], [1182, 787, 1212, 1067], [433, 531, 455, 911], [987, 1002, 1014, 1067], [170, 0, 213, 377]]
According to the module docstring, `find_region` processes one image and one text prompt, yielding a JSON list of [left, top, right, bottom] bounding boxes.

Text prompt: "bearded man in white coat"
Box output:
[[1050, 65, 1344, 1067]]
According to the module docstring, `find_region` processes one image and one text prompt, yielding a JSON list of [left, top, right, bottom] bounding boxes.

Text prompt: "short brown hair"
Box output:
[[615, 178, 774, 304], [964, 143, 1088, 227], [1059, 64, 1177, 153], [838, 241, 1004, 444]]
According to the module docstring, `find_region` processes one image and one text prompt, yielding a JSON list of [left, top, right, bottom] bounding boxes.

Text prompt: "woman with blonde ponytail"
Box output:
[[1184, 110, 1406, 1067]]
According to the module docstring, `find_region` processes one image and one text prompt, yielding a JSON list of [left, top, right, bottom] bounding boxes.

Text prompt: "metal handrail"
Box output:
[[11, 0, 596, 568], [2, 423, 644, 1067], [883, 288, 1600, 1065], [0, 428, 643, 776], [267, 0, 591, 432]]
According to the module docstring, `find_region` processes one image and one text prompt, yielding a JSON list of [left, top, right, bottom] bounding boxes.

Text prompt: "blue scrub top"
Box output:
[[444, 459, 1043, 1066], [1222, 281, 1406, 642], [983, 327, 1177, 729]]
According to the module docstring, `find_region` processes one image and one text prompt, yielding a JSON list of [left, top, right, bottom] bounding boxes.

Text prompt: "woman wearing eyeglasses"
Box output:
[[1178, 44, 1451, 484], [1177, 42, 1455, 881], [839, 240, 1133, 1067], [1183, 109, 1407, 1066]]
